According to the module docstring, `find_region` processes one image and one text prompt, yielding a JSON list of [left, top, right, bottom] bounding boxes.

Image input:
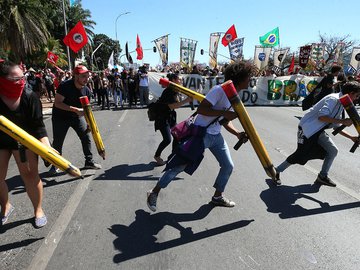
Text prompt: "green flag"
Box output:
[[259, 27, 279, 47]]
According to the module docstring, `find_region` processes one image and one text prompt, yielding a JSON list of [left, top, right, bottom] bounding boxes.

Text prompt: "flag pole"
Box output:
[[63, 0, 72, 71]]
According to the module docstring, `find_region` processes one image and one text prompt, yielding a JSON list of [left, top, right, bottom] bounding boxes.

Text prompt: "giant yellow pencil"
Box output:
[[80, 96, 106, 160], [221, 80, 277, 180], [0, 115, 81, 177], [159, 78, 205, 102]]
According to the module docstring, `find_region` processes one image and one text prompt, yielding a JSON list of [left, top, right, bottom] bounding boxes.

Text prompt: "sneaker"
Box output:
[[84, 161, 102, 170], [48, 166, 61, 176], [154, 156, 166, 166], [1, 205, 15, 225], [211, 196, 236, 207], [315, 174, 336, 187], [272, 171, 281, 185], [34, 215, 47, 228], [147, 190, 158, 212]]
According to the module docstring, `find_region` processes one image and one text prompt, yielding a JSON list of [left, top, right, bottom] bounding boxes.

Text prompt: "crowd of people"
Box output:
[[1, 58, 360, 229]]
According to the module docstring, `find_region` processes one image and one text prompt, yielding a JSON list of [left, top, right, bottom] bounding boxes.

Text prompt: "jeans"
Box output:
[[114, 89, 122, 107], [157, 132, 234, 193], [155, 124, 178, 157], [52, 116, 93, 163], [276, 131, 338, 177], [139, 86, 149, 106], [318, 132, 338, 176]]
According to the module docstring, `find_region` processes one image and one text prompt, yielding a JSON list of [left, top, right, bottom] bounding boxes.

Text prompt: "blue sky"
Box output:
[[82, 0, 359, 67]]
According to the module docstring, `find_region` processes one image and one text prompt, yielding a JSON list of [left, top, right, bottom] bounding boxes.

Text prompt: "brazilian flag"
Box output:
[[259, 27, 280, 47]]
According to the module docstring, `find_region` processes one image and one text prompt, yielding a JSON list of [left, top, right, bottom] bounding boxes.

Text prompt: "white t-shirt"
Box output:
[[194, 85, 232, 135]]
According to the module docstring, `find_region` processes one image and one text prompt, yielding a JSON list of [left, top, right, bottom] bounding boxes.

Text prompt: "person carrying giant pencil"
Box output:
[[276, 81, 360, 187], [0, 61, 49, 228], [147, 62, 254, 212]]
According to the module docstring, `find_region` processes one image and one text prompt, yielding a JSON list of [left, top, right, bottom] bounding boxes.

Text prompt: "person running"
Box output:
[[153, 73, 192, 165], [49, 65, 101, 175], [275, 81, 360, 187], [0, 61, 49, 228], [146, 62, 254, 212]]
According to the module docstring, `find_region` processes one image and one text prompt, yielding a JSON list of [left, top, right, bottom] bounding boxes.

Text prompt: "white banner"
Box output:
[[148, 72, 322, 106], [273, 48, 289, 68], [349, 47, 360, 71], [154, 35, 169, 66], [228, 38, 244, 61], [254, 46, 272, 70]]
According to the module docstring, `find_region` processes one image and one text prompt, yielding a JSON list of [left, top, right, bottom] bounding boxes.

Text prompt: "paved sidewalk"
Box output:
[[40, 97, 53, 115]]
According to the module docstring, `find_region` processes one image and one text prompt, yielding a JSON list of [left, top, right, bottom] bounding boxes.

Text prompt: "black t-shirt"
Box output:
[[0, 85, 47, 149], [154, 87, 179, 130], [52, 79, 91, 119]]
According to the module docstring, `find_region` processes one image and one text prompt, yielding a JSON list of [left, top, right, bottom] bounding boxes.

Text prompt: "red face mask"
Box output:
[[0, 77, 25, 99]]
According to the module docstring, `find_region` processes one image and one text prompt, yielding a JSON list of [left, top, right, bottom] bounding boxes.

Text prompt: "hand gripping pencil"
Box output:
[[221, 80, 277, 180], [79, 96, 106, 159], [335, 94, 360, 153], [159, 78, 205, 102], [0, 115, 81, 177]]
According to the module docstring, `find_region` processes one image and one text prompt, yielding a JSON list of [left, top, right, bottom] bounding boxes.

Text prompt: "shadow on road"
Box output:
[[0, 237, 44, 252], [94, 163, 182, 182], [6, 172, 88, 195], [109, 203, 254, 263], [261, 179, 360, 219]]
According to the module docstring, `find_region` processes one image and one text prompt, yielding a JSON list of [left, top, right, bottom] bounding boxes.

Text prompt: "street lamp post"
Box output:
[[114, 11, 130, 64]]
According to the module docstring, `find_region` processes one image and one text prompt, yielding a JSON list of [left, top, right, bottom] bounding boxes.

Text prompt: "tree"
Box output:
[[0, 0, 50, 61], [92, 34, 120, 70]]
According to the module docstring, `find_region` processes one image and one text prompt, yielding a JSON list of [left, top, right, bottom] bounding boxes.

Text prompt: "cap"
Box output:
[[28, 67, 36, 72], [74, 65, 90, 74], [0, 59, 4, 63]]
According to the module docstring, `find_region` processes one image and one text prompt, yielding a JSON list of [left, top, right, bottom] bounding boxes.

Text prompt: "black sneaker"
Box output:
[[84, 161, 102, 170], [211, 196, 235, 207], [315, 174, 336, 187]]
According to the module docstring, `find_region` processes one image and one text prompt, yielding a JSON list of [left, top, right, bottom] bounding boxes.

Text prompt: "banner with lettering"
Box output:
[[148, 72, 322, 106], [228, 38, 244, 61], [180, 38, 197, 68], [299, 45, 312, 68]]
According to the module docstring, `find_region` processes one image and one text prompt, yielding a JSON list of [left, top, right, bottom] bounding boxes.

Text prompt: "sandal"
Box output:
[[1, 205, 15, 225]]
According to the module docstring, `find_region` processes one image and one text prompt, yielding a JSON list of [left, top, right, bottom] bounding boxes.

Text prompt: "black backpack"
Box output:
[[147, 102, 160, 121]]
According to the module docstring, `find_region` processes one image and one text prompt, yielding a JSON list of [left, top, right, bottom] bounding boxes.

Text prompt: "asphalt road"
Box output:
[[1, 105, 360, 270]]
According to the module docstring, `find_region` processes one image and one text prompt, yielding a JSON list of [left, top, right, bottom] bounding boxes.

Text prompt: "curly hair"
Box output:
[[224, 61, 258, 87]]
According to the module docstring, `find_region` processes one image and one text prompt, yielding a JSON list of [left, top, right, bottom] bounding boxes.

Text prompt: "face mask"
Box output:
[[0, 77, 25, 99]]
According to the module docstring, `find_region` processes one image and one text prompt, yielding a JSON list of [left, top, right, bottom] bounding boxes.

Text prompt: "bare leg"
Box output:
[[0, 149, 12, 216], [13, 150, 45, 218]]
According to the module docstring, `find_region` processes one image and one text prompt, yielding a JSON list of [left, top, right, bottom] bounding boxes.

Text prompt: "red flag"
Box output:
[[63, 21, 88, 53], [47, 51, 59, 64], [136, 34, 143, 60], [288, 54, 295, 74], [221, 24, 237, 47]]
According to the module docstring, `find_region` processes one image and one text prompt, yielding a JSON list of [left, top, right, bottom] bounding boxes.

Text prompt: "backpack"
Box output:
[[147, 102, 160, 121]]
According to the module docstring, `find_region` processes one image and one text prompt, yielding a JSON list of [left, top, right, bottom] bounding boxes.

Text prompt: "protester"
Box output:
[[99, 72, 110, 110], [146, 61, 253, 212], [127, 68, 138, 108], [49, 65, 101, 175], [138, 66, 149, 107], [153, 73, 192, 165], [275, 81, 360, 187], [113, 73, 123, 109], [44, 68, 56, 102], [0, 61, 49, 228]]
